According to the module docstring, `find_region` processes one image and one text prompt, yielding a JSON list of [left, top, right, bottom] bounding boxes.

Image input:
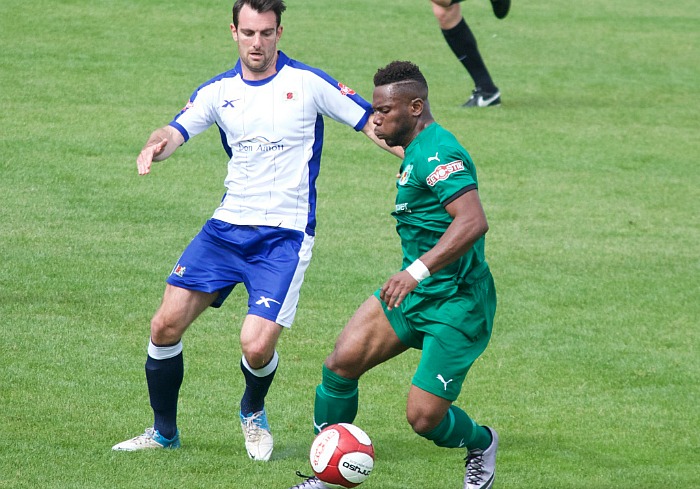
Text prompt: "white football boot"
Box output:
[[112, 427, 180, 451], [464, 426, 499, 489], [240, 408, 273, 461], [288, 472, 330, 489]]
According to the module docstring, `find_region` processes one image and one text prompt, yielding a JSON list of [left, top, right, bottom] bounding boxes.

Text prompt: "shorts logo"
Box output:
[[256, 296, 281, 308], [436, 374, 453, 391], [398, 164, 413, 186], [172, 264, 186, 277], [338, 83, 356, 96], [426, 160, 464, 186]]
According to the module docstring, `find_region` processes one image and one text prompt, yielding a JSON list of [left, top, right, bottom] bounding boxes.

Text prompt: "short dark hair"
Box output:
[[232, 0, 286, 27], [373, 61, 428, 100]]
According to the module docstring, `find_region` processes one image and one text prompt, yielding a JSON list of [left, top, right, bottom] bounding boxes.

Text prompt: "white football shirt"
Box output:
[[169, 51, 372, 236]]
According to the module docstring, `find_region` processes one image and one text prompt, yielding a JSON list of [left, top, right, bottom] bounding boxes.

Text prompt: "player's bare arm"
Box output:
[[380, 188, 488, 309], [136, 125, 185, 175], [418, 188, 488, 273], [361, 118, 404, 159]]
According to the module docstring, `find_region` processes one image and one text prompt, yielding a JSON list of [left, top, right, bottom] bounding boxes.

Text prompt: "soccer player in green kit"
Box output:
[[289, 60, 497, 489]]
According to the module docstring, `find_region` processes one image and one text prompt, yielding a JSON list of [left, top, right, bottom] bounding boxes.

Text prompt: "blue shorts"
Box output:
[[166, 219, 314, 327]]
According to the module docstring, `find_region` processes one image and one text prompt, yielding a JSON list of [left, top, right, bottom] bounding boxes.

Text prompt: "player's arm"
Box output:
[[136, 125, 185, 175], [419, 188, 488, 273], [380, 188, 488, 309], [361, 118, 404, 159]]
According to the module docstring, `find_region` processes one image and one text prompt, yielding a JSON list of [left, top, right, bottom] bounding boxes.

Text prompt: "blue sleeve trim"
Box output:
[[169, 121, 189, 142], [354, 110, 371, 132]]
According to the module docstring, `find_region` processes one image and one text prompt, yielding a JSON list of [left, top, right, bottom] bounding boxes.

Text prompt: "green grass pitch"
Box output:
[[0, 0, 697, 488]]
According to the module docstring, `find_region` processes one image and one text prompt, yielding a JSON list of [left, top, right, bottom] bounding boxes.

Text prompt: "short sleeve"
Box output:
[[418, 145, 477, 205]]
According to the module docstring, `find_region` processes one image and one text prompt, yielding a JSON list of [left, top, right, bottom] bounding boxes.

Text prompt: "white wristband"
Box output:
[[406, 259, 431, 283]]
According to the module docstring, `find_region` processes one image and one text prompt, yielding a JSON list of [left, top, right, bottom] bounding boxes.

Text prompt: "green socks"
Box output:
[[419, 405, 492, 450], [313, 365, 359, 433], [313, 365, 491, 452]]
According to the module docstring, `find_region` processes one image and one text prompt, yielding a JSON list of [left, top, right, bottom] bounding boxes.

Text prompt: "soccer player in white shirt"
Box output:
[[112, 0, 400, 460]]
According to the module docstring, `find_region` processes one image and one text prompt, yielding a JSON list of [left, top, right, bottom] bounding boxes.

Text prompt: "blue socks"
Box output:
[[240, 351, 279, 415], [145, 341, 184, 440]]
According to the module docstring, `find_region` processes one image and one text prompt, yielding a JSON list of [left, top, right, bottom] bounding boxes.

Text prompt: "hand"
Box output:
[[379, 270, 418, 311], [136, 138, 168, 175]]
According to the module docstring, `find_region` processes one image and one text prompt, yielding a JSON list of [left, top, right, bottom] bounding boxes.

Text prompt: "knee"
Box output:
[[150, 313, 183, 346], [406, 405, 443, 435], [324, 351, 351, 378], [324, 347, 364, 379], [241, 339, 275, 369], [432, 3, 461, 29]]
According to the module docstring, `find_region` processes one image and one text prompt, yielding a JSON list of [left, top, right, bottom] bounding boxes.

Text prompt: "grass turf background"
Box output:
[[0, 0, 697, 487]]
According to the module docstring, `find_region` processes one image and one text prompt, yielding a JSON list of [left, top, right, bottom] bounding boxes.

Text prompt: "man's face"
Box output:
[[231, 5, 282, 79], [371, 84, 415, 148]]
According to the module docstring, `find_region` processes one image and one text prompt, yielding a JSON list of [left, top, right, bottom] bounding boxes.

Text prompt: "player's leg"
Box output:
[[112, 285, 217, 451], [238, 314, 284, 461], [408, 353, 497, 489], [408, 276, 498, 489], [406, 385, 491, 449], [143, 221, 237, 445], [406, 311, 493, 451], [148, 285, 218, 437], [407, 385, 492, 450], [408, 384, 497, 489], [313, 295, 409, 433], [431, 0, 501, 107], [239, 226, 313, 460], [240, 314, 284, 416], [114, 219, 243, 451]]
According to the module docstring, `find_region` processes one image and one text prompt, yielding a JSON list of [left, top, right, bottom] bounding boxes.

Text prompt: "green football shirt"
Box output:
[[393, 122, 488, 296]]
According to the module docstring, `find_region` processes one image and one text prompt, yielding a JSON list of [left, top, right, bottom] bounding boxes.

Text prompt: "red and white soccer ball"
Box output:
[[309, 423, 375, 488]]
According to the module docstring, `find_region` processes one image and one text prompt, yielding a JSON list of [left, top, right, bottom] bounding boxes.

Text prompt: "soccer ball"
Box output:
[[309, 423, 375, 488]]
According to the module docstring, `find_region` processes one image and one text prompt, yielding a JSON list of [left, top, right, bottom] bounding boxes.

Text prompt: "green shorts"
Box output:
[[374, 272, 496, 401]]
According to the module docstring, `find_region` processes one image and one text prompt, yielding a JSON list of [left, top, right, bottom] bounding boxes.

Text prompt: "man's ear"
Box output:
[[410, 98, 425, 117]]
